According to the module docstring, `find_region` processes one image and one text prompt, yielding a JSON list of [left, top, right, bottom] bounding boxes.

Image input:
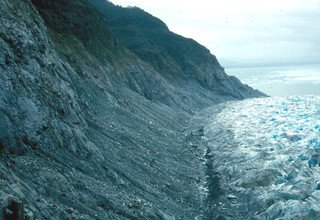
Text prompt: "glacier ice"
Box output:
[[203, 96, 320, 219]]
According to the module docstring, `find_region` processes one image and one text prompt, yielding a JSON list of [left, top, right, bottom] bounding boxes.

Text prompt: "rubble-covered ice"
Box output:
[[203, 96, 320, 219]]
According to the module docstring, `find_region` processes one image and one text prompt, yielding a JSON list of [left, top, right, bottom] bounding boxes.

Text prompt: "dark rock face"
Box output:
[[0, 0, 264, 219], [1, 197, 24, 220]]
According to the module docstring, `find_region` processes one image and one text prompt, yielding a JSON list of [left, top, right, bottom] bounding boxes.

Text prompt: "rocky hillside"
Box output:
[[0, 0, 264, 219]]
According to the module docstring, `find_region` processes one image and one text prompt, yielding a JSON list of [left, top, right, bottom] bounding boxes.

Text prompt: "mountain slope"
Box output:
[[0, 0, 264, 219], [89, 0, 263, 100]]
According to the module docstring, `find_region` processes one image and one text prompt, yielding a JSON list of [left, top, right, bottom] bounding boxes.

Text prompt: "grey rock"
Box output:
[[227, 194, 237, 200]]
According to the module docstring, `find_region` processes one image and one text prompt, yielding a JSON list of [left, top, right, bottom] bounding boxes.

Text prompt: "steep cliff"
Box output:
[[0, 0, 264, 219]]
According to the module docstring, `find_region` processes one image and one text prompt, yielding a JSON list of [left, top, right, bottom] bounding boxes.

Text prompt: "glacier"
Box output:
[[201, 96, 320, 219]]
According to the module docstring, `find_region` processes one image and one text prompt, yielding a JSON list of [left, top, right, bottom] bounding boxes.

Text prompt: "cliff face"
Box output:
[[0, 0, 264, 219]]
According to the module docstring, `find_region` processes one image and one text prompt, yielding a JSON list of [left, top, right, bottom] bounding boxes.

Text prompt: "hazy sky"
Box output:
[[110, 0, 320, 67]]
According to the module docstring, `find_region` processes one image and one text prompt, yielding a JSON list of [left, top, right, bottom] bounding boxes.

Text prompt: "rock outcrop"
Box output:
[[0, 0, 264, 219]]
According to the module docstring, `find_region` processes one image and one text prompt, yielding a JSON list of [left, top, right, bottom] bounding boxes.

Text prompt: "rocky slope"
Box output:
[[0, 0, 263, 219]]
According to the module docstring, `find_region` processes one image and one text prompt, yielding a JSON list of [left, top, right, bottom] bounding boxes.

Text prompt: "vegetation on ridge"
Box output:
[[32, 0, 123, 62]]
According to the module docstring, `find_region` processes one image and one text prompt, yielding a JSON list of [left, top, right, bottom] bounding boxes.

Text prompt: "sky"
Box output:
[[110, 0, 320, 68]]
